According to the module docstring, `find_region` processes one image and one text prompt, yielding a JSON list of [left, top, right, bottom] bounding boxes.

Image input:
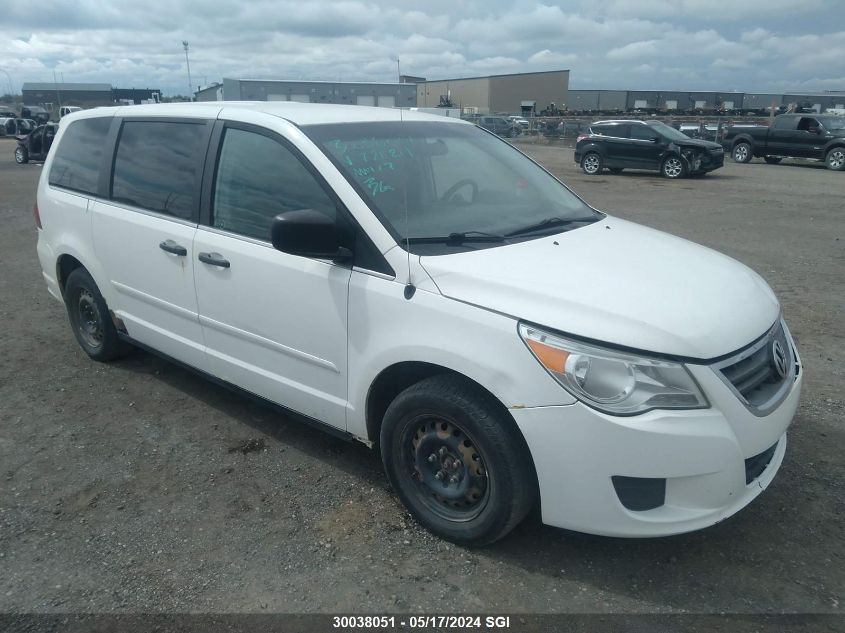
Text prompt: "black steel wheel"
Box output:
[[380, 375, 536, 545], [64, 268, 133, 362]]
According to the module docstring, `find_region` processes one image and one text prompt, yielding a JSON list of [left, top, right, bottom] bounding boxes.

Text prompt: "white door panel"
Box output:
[[90, 200, 204, 367], [193, 228, 351, 428]]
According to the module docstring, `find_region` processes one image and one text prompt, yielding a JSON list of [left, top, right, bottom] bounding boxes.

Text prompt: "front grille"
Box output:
[[745, 441, 779, 484], [713, 320, 796, 415]]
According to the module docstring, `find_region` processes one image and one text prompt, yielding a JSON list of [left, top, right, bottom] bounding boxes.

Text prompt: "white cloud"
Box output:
[[0, 0, 842, 95]]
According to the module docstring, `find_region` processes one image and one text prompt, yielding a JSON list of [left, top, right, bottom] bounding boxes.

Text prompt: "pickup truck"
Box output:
[[722, 113, 845, 171]]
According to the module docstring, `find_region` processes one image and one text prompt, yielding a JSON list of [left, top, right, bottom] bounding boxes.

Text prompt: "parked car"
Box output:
[[507, 115, 530, 129], [36, 104, 800, 545], [473, 115, 518, 138], [1, 117, 37, 136], [723, 114, 845, 170], [20, 105, 50, 124], [14, 122, 58, 163], [60, 105, 83, 118], [575, 119, 725, 178]]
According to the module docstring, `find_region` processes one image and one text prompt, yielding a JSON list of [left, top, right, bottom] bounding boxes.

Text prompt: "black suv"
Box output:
[[466, 115, 518, 138], [575, 120, 724, 178]]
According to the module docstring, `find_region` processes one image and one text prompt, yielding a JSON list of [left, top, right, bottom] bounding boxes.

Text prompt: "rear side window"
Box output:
[[212, 127, 336, 241], [48, 117, 112, 195], [111, 121, 206, 221]]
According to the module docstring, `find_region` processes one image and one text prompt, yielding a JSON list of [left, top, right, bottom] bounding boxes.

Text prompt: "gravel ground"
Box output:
[[0, 135, 842, 618]]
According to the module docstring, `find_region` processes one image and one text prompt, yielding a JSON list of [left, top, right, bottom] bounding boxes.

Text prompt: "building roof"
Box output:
[[421, 69, 570, 83], [22, 82, 112, 92], [230, 78, 412, 86], [85, 101, 471, 126]]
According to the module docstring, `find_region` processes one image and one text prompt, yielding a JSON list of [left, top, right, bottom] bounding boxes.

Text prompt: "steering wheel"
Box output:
[[441, 178, 479, 204]]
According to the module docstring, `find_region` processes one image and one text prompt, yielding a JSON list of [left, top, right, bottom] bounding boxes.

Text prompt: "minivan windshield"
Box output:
[[305, 121, 600, 253]]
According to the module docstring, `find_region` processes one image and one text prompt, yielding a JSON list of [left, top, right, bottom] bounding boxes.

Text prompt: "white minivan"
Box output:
[[36, 103, 801, 545]]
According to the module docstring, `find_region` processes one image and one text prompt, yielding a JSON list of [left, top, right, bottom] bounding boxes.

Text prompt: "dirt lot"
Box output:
[[0, 135, 842, 619]]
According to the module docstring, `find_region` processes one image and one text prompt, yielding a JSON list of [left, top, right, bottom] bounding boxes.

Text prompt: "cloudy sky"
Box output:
[[1, 0, 844, 96]]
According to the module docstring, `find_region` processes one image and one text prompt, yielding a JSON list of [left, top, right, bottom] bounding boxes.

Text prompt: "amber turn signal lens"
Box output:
[[526, 339, 569, 374]]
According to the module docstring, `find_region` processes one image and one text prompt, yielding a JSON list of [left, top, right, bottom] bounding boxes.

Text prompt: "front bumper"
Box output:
[[511, 364, 801, 537]]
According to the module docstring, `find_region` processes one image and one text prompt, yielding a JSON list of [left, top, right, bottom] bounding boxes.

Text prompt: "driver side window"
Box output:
[[212, 127, 336, 241], [630, 125, 658, 141]]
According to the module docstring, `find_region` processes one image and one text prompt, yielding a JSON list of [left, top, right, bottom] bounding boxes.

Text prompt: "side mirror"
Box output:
[[270, 209, 353, 263]]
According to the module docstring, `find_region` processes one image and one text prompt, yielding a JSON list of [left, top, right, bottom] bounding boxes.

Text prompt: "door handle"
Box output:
[[198, 251, 230, 268], [159, 239, 187, 256]]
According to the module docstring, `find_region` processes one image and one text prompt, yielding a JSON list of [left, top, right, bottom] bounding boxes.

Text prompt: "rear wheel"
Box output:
[[380, 375, 536, 546], [14, 146, 28, 164], [732, 142, 752, 163], [826, 147, 845, 171], [661, 155, 686, 179], [64, 268, 133, 362], [581, 152, 603, 175], [764, 156, 782, 164]]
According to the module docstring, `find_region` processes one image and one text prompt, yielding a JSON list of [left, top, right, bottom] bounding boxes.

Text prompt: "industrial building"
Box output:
[[567, 89, 845, 115], [416, 70, 569, 115], [22, 82, 114, 109], [195, 78, 416, 108], [21, 82, 161, 116]]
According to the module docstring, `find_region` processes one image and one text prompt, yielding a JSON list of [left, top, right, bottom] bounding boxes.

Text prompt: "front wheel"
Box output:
[[14, 145, 28, 164], [661, 155, 687, 179], [732, 142, 752, 163], [826, 147, 845, 171], [581, 152, 603, 175], [380, 375, 536, 546]]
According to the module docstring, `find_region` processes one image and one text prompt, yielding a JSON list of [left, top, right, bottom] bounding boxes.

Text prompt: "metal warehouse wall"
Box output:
[[742, 94, 784, 110], [417, 77, 491, 112], [488, 70, 569, 113], [222, 79, 415, 107], [22, 90, 113, 107], [783, 94, 845, 110]]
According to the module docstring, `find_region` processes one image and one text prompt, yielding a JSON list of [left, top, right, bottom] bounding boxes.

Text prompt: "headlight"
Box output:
[[519, 323, 709, 415]]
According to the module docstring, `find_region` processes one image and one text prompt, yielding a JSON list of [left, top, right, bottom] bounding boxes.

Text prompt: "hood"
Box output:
[[419, 217, 780, 360], [675, 138, 723, 151]]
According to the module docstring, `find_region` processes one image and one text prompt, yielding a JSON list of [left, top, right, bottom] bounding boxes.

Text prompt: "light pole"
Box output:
[[0, 68, 13, 97], [182, 41, 193, 100]]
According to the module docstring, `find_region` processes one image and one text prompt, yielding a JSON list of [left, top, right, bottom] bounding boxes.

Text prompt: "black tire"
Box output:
[[380, 375, 536, 546], [764, 156, 782, 164], [581, 151, 603, 175], [732, 142, 752, 163], [64, 268, 132, 362], [609, 167, 624, 174], [825, 147, 845, 171], [661, 155, 687, 179], [14, 145, 28, 164]]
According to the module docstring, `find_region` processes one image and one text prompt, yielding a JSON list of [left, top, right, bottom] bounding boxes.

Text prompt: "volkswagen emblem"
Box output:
[[771, 339, 788, 379]]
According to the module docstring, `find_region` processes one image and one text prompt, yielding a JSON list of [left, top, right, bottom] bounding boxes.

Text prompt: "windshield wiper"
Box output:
[[505, 216, 597, 237], [407, 231, 506, 245]]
